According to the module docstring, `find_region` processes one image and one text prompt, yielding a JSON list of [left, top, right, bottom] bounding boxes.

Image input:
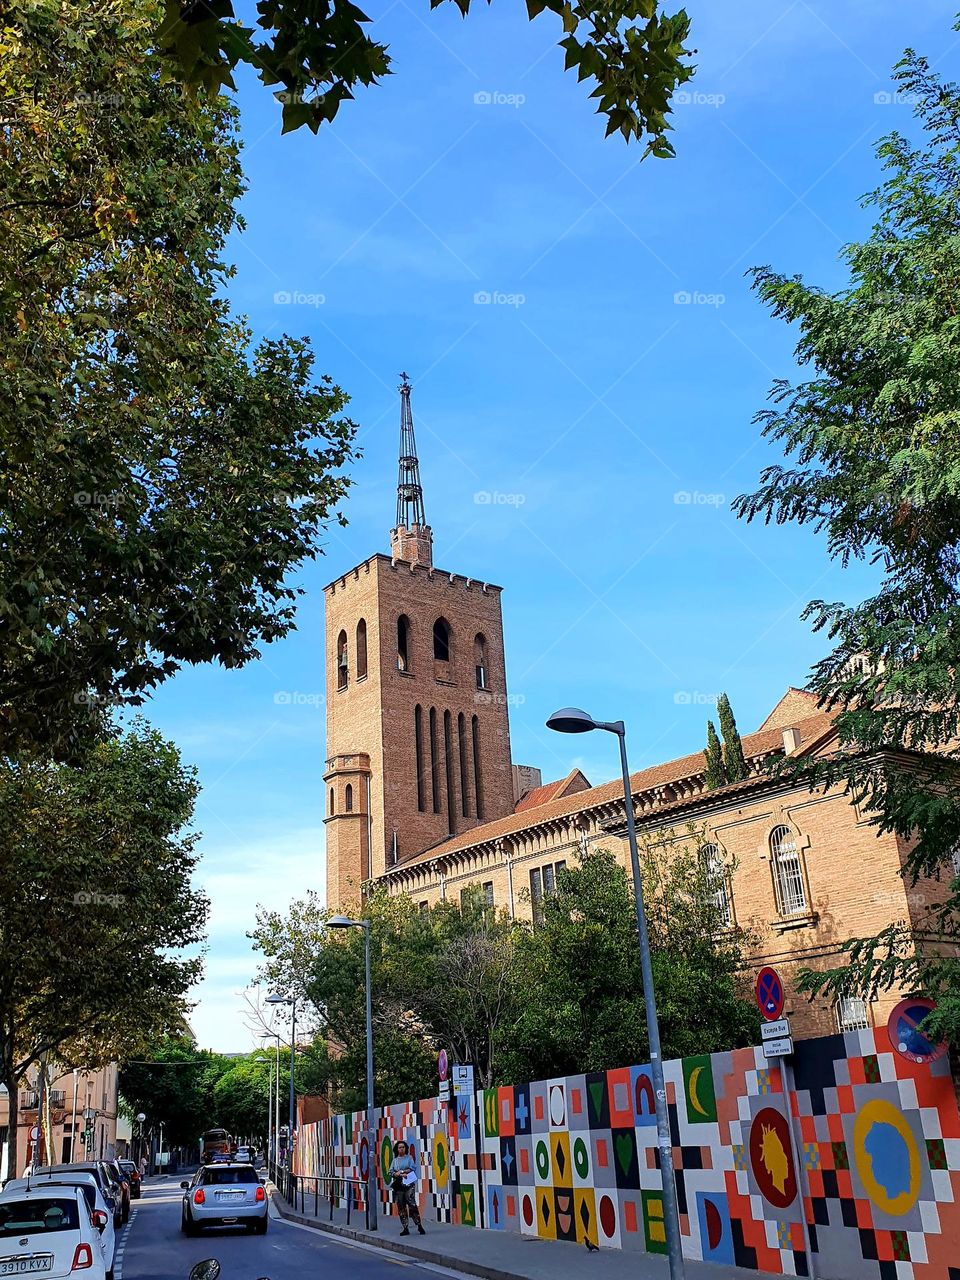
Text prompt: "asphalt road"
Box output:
[[121, 1178, 463, 1280]]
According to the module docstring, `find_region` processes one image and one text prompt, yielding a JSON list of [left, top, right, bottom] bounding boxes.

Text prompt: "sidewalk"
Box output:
[[268, 1185, 761, 1280]]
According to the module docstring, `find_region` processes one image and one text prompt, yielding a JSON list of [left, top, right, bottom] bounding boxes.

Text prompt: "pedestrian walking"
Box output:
[[388, 1140, 425, 1236], [139, 1154, 147, 1179]]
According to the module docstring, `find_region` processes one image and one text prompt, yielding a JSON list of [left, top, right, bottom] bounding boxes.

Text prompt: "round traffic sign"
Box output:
[[437, 1049, 449, 1081], [30, 1126, 40, 1141], [755, 966, 785, 1021], [887, 997, 948, 1064]]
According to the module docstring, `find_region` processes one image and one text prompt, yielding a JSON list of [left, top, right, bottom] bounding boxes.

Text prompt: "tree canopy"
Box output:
[[158, 0, 695, 152], [1, 0, 358, 760], [733, 25, 960, 1040], [0, 724, 207, 1166]]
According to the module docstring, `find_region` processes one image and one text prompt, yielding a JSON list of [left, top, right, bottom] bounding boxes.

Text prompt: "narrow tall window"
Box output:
[[471, 715, 484, 819], [483, 882, 494, 910], [770, 824, 807, 916], [345, 783, 353, 812], [543, 863, 556, 896], [355, 619, 367, 680], [443, 710, 456, 834], [529, 867, 544, 925], [836, 995, 870, 1032], [474, 633, 488, 690], [429, 707, 441, 814], [329, 787, 335, 815], [701, 842, 732, 927], [336, 630, 348, 690], [397, 615, 411, 672], [433, 617, 451, 662], [457, 712, 470, 817], [414, 704, 425, 813]]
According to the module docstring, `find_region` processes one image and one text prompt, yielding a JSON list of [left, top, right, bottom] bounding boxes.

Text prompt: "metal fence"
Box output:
[[269, 1160, 369, 1229]]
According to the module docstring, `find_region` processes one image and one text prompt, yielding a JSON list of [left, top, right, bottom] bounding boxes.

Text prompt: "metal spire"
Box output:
[[396, 372, 426, 529]]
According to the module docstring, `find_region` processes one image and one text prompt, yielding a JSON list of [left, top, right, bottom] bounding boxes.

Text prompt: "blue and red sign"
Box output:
[[755, 966, 785, 1021], [887, 997, 948, 1065]]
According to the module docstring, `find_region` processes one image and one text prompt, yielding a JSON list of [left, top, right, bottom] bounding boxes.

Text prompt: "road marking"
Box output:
[[113, 1209, 137, 1280]]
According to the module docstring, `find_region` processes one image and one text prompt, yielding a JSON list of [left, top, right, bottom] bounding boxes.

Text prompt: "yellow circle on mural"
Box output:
[[432, 1132, 450, 1189], [853, 1098, 921, 1216]]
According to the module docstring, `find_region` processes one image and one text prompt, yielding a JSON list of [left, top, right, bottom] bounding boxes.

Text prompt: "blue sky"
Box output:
[[144, 0, 952, 1049]]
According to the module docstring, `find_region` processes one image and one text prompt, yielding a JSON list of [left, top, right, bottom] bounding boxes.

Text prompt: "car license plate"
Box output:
[[0, 1260, 53, 1276], [217, 1191, 244, 1201]]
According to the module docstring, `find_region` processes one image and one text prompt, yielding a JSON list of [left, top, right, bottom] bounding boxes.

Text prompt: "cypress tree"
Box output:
[[718, 693, 748, 782], [704, 720, 727, 789]]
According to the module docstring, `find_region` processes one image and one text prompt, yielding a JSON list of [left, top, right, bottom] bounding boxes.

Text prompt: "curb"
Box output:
[[267, 1185, 525, 1280]]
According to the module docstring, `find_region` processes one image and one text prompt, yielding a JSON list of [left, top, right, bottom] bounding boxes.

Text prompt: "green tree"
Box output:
[[704, 719, 727, 789], [497, 843, 757, 1084], [0, 725, 208, 1168], [717, 693, 748, 783], [212, 1056, 275, 1144], [733, 23, 960, 1040], [0, 1, 357, 760], [158, 0, 696, 152], [120, 1038, 228, 1149]]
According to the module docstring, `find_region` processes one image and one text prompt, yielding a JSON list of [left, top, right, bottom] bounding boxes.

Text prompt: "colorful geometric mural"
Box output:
[[293, 1028, 960, 1279]]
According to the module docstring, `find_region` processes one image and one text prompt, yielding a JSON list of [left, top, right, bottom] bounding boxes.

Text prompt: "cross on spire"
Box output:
[[396, 372, 426, 529]]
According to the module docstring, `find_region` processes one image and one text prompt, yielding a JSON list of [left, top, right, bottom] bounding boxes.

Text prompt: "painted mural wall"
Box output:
[[294, 1028, 960, 1279]]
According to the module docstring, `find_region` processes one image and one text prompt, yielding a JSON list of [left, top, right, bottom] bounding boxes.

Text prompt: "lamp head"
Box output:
[[265, 993, 290, 1006], [546, 707, 597, 734], [327, 913, 361, 929]]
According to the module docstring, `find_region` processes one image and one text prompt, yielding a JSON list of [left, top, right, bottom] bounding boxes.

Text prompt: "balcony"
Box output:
[[19, 1089, 67, 1110]]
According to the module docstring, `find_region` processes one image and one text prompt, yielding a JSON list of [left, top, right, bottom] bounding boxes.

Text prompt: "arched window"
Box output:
[[474, 634, 488, 690], [770, 824, 807, 916], [443, 710, 456, 835], [397, 615, 411, 672], [345, 783, 354, 812], [700, 843, 732, 927], [458, 712, 470, 817], [355, 619, 367, 680], [471, 714, 484, 819], [336, 630, 348, 690], [429, 707, 441, 814], [414, 705, 425, 813], [329, 787, 335, 815], [433, 617, 451, 662]]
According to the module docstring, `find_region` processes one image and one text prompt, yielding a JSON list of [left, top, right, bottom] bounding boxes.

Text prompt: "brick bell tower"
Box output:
[[323, 374, 515, 910]]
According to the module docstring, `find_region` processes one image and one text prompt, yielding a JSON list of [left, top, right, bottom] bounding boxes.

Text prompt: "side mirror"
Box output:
[[189, 1262, 221, 1280], [93, 1210, 108, 1230], [180, 1181, 190, 1190]]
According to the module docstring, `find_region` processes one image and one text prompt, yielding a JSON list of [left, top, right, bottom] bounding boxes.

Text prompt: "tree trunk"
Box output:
[[2, 1055, 19, 1180]]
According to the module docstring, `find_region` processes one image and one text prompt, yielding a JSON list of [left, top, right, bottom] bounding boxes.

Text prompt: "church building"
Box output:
[[324, 378, 949, 1039]]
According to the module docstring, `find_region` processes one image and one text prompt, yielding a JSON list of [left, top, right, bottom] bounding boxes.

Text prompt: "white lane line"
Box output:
[[269, 1209, 476, 1280], [113, 1209, 138, 1280]]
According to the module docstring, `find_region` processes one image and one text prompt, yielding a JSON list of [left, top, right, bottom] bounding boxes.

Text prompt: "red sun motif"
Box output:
[[599, 1195, 617, 1239], [522, 1194, 534, 1227], [748, 1107, 797, 1209], [704, 1199, 723, 1250]]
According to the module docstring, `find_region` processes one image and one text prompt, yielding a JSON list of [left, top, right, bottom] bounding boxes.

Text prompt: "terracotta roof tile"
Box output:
[[515, 768, 591, 813]]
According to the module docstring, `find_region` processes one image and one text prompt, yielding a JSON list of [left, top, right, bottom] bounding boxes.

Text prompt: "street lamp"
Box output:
[[260, 1032, 281, 1166], [252, 1056, 272, 1163], [547, 707, 685, 1280], [327, 913, 378, 1232], [135, 1113, 146, 1166], [265, 994, 297, 1168]]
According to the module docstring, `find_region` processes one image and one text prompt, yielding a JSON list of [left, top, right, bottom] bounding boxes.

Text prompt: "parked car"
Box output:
[[42, 1162, 123, 1230], [102, 1162, 129, 1224], [234, 1147, 251, 1164], [180, 1163, 267, 1235], [1, 1173, 115, 1277], [118, 1160, 141, 1200], [0, 1184, 109, 1279]]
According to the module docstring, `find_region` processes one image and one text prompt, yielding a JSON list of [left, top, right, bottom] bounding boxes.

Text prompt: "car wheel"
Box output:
[[255, 1217, 268, 1235], [181, 1210, 198, 1237], [122, 1207, 129, 1224], [107, 1270, 114, 1280]]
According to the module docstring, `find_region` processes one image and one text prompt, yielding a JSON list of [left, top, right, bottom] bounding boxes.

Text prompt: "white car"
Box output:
[[1, 1177, 114, 1279], [0, 1185, 107, 1279]]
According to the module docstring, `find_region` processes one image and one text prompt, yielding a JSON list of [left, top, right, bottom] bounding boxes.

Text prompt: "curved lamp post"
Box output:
[[327, 913, 378, 1231], [265, 993, 297, 1168], [547, 708, 685, 1280]]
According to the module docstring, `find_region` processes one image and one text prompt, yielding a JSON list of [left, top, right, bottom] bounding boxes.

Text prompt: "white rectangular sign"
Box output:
[[438, 1079, 450, 1101], [452, 1065, 474, 1097], [762, 1036, 794, 1059], [760, 1019, 791, 1041]]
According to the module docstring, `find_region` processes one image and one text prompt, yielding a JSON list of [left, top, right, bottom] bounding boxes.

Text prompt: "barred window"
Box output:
[[701, 842, 732, 927], [836, 995, 869, 1032], [336, 630, 348, 690], [770, 824, 807, 916]]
